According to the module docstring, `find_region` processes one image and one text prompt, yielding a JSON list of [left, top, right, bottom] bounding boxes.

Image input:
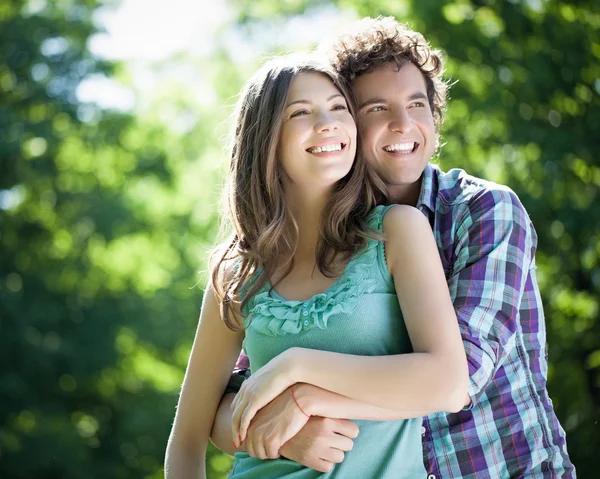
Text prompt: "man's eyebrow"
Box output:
[[285, 93, 344, 109], [358, 92, 429, 110], [358, 97, 387, 110], [408, 92, 429, 102]]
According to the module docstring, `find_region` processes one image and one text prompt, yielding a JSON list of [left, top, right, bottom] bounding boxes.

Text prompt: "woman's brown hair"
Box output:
[[210, 54, 385, 330]]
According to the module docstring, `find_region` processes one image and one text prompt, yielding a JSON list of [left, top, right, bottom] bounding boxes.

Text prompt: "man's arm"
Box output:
[[448, 186, 535, 408], [224, 351, 250, 395], [210, 390, 359, 473], [210, 351, 250, 454], [244, 382, 433, 460], [210, 393, 239, 455]]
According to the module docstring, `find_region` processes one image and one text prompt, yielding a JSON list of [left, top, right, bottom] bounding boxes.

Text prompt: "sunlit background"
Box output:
[[1, 0, 599, 478]]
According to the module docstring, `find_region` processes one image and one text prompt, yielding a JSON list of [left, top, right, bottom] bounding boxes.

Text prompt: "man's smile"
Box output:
[[383, 142, 419, 154]]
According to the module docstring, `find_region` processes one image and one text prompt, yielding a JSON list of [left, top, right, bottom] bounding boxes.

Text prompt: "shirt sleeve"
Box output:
[[448, 187, 536, 408], [223, 350, 251, 395]]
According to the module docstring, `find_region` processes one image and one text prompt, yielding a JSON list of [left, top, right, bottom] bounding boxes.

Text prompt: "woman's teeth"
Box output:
[[308, 143, 343, 153]]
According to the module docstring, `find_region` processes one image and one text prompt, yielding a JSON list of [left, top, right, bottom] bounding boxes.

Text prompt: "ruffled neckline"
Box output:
[[244, 207, 385, 336]]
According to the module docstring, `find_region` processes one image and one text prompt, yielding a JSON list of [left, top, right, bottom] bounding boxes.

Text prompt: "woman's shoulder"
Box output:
[[381, 204, 433, 244], [365, 204, 431, 242], [366, 204, 394, 231], [366, 204, 428, 231], [379, 205, 436, 276], [383, 204, 427, 223]]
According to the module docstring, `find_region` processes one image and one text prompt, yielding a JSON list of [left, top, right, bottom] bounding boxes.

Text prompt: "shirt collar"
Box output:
[[416, 162, 438, 216]]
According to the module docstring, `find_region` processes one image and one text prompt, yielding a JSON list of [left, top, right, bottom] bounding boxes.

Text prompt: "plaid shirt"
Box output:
[[227, 164, 575, 478]]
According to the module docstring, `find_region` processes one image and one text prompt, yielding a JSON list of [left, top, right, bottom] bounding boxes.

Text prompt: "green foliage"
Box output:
[[2, 0, 598, 478], [1, 1, 229, 477]]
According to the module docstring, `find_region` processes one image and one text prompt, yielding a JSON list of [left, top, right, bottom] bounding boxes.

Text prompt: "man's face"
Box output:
[[353, 61, 436, 200]]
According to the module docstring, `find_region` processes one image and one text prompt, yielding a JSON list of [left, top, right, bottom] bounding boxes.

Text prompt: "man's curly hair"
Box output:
[[319, 16, 448, 133]]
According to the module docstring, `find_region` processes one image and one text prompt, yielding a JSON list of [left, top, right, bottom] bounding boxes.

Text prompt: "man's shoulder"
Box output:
[[433, 166, 521, 211], [430, 166, 533, 238]]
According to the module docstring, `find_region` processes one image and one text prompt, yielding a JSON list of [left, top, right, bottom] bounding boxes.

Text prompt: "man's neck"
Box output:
[[386, 179, 422, 207]]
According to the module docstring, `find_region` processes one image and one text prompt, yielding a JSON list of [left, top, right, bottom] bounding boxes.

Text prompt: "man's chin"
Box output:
[[387, 170, 424, 187]]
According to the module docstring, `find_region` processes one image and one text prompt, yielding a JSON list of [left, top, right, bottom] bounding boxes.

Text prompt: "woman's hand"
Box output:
[[231, 348, 300, 444], [244, 386, 311, 459]]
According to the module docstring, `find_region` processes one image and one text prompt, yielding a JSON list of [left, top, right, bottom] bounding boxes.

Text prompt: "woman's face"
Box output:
[[277, 72, 357, 191]]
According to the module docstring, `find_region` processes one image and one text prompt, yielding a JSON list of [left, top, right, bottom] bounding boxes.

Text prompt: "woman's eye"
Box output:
[[290, 110, 308, 118], [332, 104, 347, 111], [411, 101, 426, 108], [367, 105, 385, 113]]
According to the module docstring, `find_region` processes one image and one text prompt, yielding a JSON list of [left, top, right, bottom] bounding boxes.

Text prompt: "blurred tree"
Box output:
[[2, 0, 599, 477], [231, 0, 600, 477], [0, 1, 234, 477]]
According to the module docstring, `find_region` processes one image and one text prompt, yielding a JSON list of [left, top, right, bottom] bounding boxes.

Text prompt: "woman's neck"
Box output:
[[285, 184, 331, 260]]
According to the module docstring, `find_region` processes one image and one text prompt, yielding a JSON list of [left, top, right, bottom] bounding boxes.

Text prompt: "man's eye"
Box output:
[[290, 110, 308, 118], [411, 101, 426, 108], [367, 105, 385, 113]]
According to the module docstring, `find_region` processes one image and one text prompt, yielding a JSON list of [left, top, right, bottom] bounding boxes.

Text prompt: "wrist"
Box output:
[[290, 384, 311, 417], [291, 383, 316, 416]]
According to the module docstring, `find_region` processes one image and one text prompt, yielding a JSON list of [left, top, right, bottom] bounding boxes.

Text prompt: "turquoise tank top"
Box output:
[[229, 205, 427, 479]]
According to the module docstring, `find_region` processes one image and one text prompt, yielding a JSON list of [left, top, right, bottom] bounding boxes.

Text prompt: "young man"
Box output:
[[210, 17, 575, 478]]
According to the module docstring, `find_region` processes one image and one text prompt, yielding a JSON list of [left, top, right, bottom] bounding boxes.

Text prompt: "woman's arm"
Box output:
[[232, 206, 468, 440], [293, 383, 430, 420], [165, 283, 244, 479], [286, 206, 468, 412]]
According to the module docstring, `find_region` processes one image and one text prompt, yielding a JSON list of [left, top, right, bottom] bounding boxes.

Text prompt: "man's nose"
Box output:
[[389, 109, 413, 133]]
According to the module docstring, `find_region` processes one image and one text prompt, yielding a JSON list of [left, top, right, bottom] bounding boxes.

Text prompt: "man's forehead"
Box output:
[[352, 62, 428, 101]]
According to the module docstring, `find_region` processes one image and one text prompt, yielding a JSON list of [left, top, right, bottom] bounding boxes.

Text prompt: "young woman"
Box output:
[[165, 54, 468, 479]]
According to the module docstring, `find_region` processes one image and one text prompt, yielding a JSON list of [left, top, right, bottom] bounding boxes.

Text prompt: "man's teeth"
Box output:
[[309, 143, 343, 153], [384, 143, 416, 153]]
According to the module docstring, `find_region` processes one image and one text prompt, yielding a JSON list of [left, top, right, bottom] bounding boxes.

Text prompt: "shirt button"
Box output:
[[302, 310, 309, 317], [303, 320, 309, 326], [421, 426, 426, 435]]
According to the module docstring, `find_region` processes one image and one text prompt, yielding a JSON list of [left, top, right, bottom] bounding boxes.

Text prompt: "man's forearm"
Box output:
[[210, 393, 246, 454], [294, 383, 428, 420]]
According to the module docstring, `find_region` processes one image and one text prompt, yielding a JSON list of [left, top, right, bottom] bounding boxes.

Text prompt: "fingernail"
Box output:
[[232, 441, 237, 450], [239, 435, 243, 444]]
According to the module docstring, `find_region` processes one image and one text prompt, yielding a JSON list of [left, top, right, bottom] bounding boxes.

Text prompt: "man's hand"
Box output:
[[279, 417, 359, 473], [244, 387, 311, 459]]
